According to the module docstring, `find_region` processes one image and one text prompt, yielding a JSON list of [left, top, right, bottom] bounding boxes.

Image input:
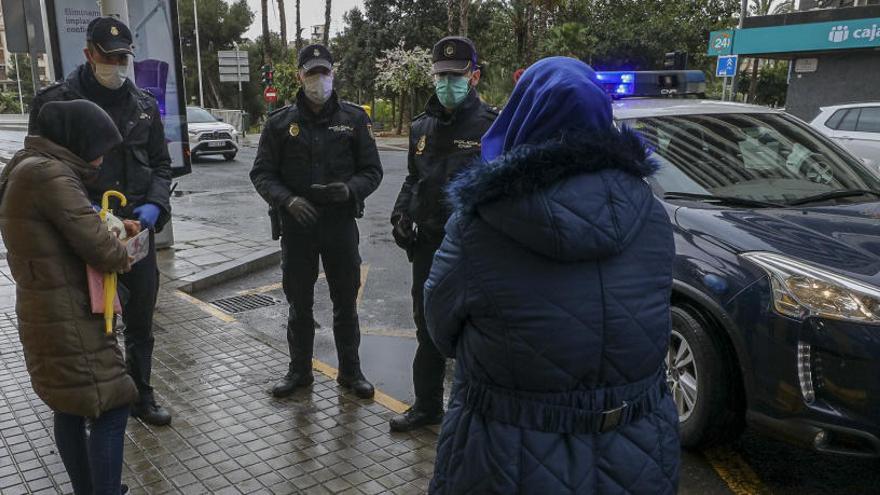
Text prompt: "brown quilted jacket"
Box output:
[[0, 136, 137, 417]]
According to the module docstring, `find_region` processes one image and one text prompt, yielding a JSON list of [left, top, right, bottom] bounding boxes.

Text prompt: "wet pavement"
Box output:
[[0, 136, 878, 494]]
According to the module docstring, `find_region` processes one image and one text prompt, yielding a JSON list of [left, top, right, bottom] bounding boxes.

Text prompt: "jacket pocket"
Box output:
[[127, 148, 153, 197]]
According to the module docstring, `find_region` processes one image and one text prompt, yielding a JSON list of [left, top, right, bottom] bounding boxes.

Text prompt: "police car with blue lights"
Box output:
[[603, 70, 880, 457]]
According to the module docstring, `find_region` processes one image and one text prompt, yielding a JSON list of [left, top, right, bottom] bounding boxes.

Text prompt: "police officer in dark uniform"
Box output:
[[389, 37, 497, 431], [251, 45, 383, 400], [28, 17, 173, 426]]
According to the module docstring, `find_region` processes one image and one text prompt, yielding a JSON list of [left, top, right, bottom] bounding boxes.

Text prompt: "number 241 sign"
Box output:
[[708, 30, 735, 56]]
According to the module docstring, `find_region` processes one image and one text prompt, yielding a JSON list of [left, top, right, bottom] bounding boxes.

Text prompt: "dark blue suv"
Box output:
[[613, 97, 880, 457]]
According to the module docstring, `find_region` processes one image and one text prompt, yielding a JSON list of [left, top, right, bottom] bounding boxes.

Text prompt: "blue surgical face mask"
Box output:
[[434, 75, 471, 109]]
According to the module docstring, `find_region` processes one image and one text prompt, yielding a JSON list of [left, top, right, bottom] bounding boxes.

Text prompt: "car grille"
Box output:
[[200, 131, 232, 141]]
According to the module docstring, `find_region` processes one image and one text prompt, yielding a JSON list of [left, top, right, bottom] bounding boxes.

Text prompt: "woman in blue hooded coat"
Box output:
[[424, 57, 680, 494]]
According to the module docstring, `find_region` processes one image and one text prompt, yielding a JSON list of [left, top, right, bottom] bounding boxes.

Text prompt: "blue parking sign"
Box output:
[[716, 55, 738, 77]]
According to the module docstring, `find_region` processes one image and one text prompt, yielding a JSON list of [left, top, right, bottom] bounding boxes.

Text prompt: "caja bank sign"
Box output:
[[828, 24, 880, 43], [709, 17, 880, 56]]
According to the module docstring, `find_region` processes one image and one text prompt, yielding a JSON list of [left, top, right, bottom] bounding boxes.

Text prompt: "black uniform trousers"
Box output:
[[281, 211, 363, 377], [411, 234, 446, 413], [119, 231, 159, 402]]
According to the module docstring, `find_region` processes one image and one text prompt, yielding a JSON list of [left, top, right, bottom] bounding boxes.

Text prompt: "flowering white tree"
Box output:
[[375, 41, 433, 134]]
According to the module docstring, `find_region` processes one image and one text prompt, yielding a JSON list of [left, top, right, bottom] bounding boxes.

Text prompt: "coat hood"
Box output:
[[35, 99, 122, 163], [448, 127, 659, 262]]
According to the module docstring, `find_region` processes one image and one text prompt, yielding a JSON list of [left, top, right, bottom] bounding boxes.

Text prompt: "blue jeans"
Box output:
[[54, 405, 129, 495]]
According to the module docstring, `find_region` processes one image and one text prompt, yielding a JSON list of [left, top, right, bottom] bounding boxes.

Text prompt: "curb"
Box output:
[[172, 246, 281, 293]]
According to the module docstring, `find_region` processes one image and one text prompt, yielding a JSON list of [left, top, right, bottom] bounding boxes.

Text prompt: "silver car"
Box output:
[[186, 106, 239, 161], [810, 103, 880, 172]]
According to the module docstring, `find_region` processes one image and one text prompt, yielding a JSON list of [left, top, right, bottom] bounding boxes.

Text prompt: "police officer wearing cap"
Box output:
[[251, 44, 383, 400], [389, 36, 497, 432], [29, 17, 173, 426]]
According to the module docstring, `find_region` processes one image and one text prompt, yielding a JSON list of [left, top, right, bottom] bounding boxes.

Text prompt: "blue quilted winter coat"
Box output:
[[423, 123, 680, 494]]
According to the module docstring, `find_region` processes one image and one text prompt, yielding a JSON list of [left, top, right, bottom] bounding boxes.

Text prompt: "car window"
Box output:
[[855, 107, 880, 133], [186, 107, 218, 123], [838, 108, 860, 132], [825, 109, 847, 130], [627, 113, 880, 204]]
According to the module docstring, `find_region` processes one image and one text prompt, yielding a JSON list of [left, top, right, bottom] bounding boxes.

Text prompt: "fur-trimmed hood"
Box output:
[[447, 127, 661, 262]]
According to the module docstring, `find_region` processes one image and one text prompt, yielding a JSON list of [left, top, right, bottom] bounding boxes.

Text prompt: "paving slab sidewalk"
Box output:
[[0, 218, 437, 494]]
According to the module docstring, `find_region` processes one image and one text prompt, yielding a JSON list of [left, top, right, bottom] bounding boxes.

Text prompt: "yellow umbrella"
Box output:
[[99, 190, 127, 335]]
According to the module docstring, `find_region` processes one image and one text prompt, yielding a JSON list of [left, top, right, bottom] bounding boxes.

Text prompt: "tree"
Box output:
[[296, 0, 303, 52], [746, 0, 793, 102], [261, 0, 271, 63], [447, 0, 456, 35], [178, 0, 254, 109], [278, 0, 288, 46], [375, 41, 433, 133], [324, 0, 332, 45]]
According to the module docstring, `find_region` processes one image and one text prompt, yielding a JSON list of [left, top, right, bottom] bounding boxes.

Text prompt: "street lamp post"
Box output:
[[14, 54, 24, 115], [232, 41, 243, 112], [194, 0, 205, 107]]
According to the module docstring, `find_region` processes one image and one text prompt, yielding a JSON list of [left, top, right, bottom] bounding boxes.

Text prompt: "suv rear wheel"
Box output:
[[668, 305, 744, 448]]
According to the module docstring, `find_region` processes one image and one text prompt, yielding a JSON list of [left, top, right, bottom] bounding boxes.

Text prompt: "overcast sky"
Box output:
[[237, 0, 362, 42]]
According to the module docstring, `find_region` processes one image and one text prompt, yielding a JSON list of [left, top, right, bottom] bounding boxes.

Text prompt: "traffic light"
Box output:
[[260, 65, 274, 86], [664, 52, 688, 70]]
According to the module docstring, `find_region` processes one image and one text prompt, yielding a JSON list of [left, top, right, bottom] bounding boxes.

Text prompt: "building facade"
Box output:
[[709, 1, 880, 120]]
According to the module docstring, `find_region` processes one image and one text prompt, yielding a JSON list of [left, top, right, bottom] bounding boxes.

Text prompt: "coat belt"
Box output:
[[461, 367, 669, 434]]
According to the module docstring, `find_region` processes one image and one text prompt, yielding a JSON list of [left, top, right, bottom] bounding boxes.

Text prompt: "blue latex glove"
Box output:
[[91, 203, 101, 212], [133, 203, 161, 230]]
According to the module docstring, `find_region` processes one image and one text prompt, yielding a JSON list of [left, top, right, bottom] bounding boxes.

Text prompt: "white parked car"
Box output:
[[186, 106, 239, 161], [810, 103, 880, 171]]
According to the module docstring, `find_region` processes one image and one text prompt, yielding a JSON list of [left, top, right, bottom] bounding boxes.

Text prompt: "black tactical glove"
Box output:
[[285, 196, 318, 227], [392, 215, 415, 250], [325, 182, 350, 203]]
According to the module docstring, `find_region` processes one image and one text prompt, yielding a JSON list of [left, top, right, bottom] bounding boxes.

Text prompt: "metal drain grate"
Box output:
[[210, 294, 280, 314]]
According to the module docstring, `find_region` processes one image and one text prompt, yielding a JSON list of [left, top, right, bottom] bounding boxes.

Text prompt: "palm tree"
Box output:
[[296, 0, 303, 53], [261, 0, 270, 63], [278, 0, 287, 48], [447, 0, 455, 35], [747, 0, 793, 102], [323, 0, 331, 45]]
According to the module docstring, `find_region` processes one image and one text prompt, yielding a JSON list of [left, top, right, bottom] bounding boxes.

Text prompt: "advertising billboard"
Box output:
[[45, 0, 191, 177]]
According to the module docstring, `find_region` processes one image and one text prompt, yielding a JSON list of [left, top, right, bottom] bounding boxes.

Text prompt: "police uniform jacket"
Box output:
[[28, 64, 173, 230], [251, 91, 383, 218], [392, 89, 496, 243]]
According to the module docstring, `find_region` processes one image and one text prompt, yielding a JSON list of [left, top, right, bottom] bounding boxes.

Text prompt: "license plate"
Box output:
[[208, 141, 225, 148]]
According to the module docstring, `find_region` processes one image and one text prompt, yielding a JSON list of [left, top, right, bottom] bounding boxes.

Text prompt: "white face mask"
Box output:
[[303, 73, 333, 105], [93, 62, 128, 90]]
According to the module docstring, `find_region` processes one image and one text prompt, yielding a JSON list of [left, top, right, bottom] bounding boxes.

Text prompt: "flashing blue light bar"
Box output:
[[595, 71, 636, 96], [594, 70, 707, 98]]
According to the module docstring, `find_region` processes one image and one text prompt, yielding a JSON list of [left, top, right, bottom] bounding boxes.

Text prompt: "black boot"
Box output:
[[337, 372, 375, 399], [272, 370, 314, 398], [389, 405, 443, 432], [131, 395, 172, 426]]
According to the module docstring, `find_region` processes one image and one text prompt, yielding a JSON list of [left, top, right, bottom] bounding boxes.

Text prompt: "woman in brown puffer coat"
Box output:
[[0, 99, 138, 495]]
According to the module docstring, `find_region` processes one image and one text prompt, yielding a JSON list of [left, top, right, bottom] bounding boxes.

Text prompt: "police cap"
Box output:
[[432, 36, 477, 75], [298, 44, 334, 72], [86, 17, 134, 56]]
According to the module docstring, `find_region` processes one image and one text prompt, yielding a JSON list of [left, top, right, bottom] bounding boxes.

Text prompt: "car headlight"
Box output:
[[741, 252, 880, 323]]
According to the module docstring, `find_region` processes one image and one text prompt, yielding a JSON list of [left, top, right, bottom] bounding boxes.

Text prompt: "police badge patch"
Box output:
[[416, 135, 427, 155], [444, 44, 455, 57], [111, 26, 120, 36], [289, 123, 300, 137]]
